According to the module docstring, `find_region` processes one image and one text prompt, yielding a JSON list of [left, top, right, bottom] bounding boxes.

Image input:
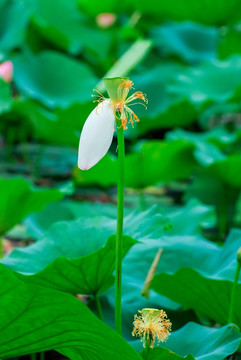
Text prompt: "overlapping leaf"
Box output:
[[0, 264, 141, 360], [152, 229, 241, 327]]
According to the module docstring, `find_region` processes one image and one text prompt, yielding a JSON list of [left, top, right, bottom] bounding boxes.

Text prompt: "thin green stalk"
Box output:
[[139, 191, 146, 211], [0, 237, 3, 259], [218, 194, 227, 242], [30, 353, 37, 360], [144, 336, 150, 359], [95, 294, 104, 321], [33, 144, 45, 183], [40, 352, 45, 360], [228, 261, 241, 324], [115, 123, 125, 336]]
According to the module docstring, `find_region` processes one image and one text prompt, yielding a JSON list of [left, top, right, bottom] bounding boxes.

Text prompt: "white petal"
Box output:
[[78, 99, 115, 170]]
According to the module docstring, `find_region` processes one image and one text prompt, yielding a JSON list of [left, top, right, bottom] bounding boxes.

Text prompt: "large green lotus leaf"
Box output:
[[0, 177, 63, 235], [151, 22, 218, 64], [32, 0, 112, 58], [0, 264, 141, 360], [130, 0, 241, 25], [128, 64, 196, 136], [19, 235, 136, 295], [0, 79, 11, 114], [74, 140, 196, 188], [22, 201, 215, 319], [12, 51, 98, 108], [24, 201, 123, 239], [0, 0, 32, 54], [165, 199, 215, 236], [2, 206, 168, 294], [168, 56, 241, 107], [3, 206, 172, 305], [25, 199, 213, 240], [135, 322, 241, 360], [152, 229, 241, 326]]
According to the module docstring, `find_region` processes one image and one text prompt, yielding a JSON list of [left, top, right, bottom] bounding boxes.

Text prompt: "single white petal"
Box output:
[[78, 99, 115, 170]]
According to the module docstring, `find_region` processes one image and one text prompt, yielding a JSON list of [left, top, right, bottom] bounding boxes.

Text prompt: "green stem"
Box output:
[[0, 237, 3, 259], [33, 144, 45, 183], [30, 353, 37, 360], [40, 352, 45, 360], [115, 124, 125, 336], [95, 294, 104, 321], [228, 262, 241, 324], [218, 193, 227, 242], [139, 190, 146, 211], [144, 336, 150, 359]]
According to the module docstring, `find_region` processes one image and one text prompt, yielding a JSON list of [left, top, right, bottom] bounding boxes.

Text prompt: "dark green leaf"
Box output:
[[0, 177, 63, 235], [152, 229, 241, 327], [0, 264, 141, 360]]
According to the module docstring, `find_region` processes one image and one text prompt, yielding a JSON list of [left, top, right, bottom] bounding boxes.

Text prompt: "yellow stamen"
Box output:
[[91, 80, 147, 130], [118, 79, 134, 90], [132, 308, 171, 348], [134, 91, 148, 103]]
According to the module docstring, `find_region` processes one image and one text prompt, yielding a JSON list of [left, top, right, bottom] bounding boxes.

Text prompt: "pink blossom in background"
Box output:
[[0, 61, 13, 83], [96, 13, 116, 28]]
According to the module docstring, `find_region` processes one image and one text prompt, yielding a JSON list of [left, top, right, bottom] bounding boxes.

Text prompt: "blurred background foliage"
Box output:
[[1, 0, 241, 239]]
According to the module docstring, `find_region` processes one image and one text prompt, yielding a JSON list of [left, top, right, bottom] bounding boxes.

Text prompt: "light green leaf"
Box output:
[[97, 39, 152, 93], [168, 56, 241, 107], [152, 21, 218, 64], [12, 51, 98, 108], [137, 322, 241, 360]]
